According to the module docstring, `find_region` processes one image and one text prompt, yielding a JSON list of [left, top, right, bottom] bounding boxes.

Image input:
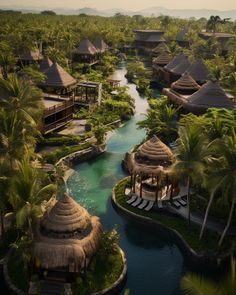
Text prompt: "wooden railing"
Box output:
[[44, 98, 74, 118]]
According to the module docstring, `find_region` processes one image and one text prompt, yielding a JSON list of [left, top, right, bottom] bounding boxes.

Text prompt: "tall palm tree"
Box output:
[[170, 125, 210, 228], [9, 157, 57, 239]]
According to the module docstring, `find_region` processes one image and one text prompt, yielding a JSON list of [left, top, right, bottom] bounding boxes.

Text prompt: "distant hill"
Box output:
[[0, 5, 236, 19]]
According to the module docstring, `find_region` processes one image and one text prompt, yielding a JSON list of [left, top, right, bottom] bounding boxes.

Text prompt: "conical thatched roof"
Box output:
[[186, 59, 209, 83], [93, 37, 109, 53], [185, 80, 234, 113], [128, 136, 174, 176], [171, 71, 200, 93], [19, 48, 42, 61], [170, 56, 191, 75], [41, 62, 77, 88], [39, 58, 53, 73], [74, 38, 97, 55], [34, 194, 102, 272], [152, 42, 170, 54], [153, 52, 172, 66], [164, 52, 186, 71]]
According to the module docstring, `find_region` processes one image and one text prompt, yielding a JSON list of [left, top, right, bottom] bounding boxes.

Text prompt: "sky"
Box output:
[[0, 0, 236, 11]]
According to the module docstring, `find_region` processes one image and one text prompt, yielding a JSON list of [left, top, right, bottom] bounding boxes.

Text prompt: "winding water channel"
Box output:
[[67, 62, 185, 294]]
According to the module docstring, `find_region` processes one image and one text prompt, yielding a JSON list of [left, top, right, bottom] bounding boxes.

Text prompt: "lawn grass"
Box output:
[[72, 248, 123, 294], [114, 177, 234, 255]]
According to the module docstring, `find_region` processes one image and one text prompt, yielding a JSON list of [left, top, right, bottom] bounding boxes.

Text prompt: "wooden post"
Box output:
[[140, 175, 143, 198]]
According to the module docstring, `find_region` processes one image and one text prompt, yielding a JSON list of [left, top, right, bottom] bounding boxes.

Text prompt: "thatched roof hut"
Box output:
[[40, 62, 77, 89], [170, 56, 191, 76], [128, 136, 174, 176], [74, 38, 98, 56], [34, 193, 102, 273], [93, 37, 109, 53], [187, 59, 209, 84], [39, 58, 53, 73], [164, 52, 187, 72], [153, 52, 172, 67], [176, 28, 189, 43], [19, 47, 42, 62], [171, 71, 200, 94], [152, 43, 170, 55], [184, 80, 235, 114]]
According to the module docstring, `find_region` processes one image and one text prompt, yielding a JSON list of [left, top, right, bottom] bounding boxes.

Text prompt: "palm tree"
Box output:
[[206, 16, 230, 33], [0, 74, 44, 126], [170, 125, 209, 228], [9, 157, 57, 239], [181, 257, 236, 295]]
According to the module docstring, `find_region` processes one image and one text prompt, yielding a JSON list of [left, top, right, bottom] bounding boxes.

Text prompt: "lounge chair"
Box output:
[[172, 200, 181, 209], [177, 198, 187, 206], [131, 197, 142, 207], [125, 188, 131, 196], [138, 199, 149, 209], [126, 195, 137, 204], [144, 201, 154, 211]]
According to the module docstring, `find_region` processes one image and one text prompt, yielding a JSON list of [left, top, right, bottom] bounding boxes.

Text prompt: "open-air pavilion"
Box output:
[[127, 136, 179, 202]]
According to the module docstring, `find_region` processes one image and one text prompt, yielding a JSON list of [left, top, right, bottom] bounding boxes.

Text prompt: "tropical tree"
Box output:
[[206, 15, 230, 33], [170, 124, 210, 228]]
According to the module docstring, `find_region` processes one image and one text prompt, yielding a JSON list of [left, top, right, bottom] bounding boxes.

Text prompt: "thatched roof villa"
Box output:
[[151, 42, 170, 57], [127, 136, 178, 201], [34, 193, 102, 274], [163, 52, 187, 84], [73, 38, 98, 64], [163, 71, 200, 106], [186, 58, 209, 85], [183, 80, 235, 114], [39, 57, 53, 73], [134, 30, 166, 53], [175, 28, 189, 47]]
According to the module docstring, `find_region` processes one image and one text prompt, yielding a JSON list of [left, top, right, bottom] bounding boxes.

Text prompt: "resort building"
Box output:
[[93, 37, 109, 54], [163, 71, 201, 106], [107, 72, 122, 88], [34, 193, 102, 278], [166, 54, 190, 84], [18, 47, 43, 66], [183, 80, 235, 114], [39, 57, 53, 73], [73, 38, 98, 64], [134, 30, 165, 53], [127, 136, 179, 203], [75, 81, 102, 106], [198, 32, 236, 56], [42, 96, 74, 134]]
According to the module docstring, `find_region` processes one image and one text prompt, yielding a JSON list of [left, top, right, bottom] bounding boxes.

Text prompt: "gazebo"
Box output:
[[19, 47, 43, 66], [163, 52, 187, 85], [186, 59, 209, 85], [183, 80, 235, 114], [73, 38, 98, 64], [39, 62, 77, 96], [34, 193, 102, 277], [93, 37, 109, 54], [163, 71, 200, 106], [127, 136, 178, 202]]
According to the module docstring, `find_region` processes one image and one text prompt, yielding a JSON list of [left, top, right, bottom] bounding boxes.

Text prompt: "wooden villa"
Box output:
[[183, 80, 235, 114], [73, 38, 98, 64], [134, 30, 166, 53], [163, 71, 201, 106], [34, 193, 102, 279], [186, 58, 209, 85], [75, 81, 102, 106], [127, 136, 178, 202], [175, 28, 189, 47], [18, 47, 43, 66], [39, 57, 53, 73], [107, 72, 122, 88]]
